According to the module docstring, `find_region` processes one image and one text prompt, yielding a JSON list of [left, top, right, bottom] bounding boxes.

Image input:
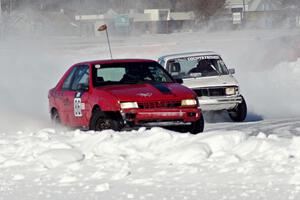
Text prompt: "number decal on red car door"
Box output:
[[74, 92, 83, 117]]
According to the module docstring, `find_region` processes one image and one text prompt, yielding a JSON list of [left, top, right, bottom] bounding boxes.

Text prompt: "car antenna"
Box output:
[[98, 24, 113, 59]]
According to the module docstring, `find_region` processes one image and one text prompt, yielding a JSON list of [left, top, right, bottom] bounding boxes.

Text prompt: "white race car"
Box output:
[[158, 51, 247, 122]]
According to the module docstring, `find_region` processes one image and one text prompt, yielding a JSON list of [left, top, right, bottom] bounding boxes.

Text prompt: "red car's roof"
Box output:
[[76, 59, 156, 66]]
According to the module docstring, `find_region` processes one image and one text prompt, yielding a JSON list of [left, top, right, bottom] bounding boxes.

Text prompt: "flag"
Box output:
[[98, 24, 107, 31]]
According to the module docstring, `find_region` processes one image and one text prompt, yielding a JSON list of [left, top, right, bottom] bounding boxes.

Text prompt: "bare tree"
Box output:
[[4, 0, 226, 19], [172, 0, 225, 21], [196, 0, 226, 20], [280, 0, 300, 10]]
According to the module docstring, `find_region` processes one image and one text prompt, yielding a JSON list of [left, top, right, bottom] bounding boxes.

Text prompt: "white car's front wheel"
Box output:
[[228, 96, 247, 122]]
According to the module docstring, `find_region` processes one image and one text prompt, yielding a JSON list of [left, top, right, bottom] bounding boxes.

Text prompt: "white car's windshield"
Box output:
[[166, 55, 229, 78]]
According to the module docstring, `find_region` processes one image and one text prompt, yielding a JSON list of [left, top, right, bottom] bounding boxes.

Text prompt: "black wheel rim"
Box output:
[[95, 118, 111, 131]]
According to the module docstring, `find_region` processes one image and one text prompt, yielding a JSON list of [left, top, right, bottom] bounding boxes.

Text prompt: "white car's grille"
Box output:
[[193, 88, 226, 97]]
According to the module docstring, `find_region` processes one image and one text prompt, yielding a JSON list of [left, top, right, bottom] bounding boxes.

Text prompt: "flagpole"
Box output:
[[105, 28, 113, 59], [98, 24, 113, 60]]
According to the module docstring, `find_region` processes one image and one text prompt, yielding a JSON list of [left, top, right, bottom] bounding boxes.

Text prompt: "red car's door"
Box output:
[[57, 66, 78, 126], [68, 65, 90, 127], [61, 90, 76, 126]]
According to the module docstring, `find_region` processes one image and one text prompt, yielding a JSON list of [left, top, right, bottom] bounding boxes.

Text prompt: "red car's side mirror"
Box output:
[[77, 83, 89, 92]]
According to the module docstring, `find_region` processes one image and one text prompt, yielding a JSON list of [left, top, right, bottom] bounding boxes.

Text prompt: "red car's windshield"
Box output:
[[92, 62, 174, 87]]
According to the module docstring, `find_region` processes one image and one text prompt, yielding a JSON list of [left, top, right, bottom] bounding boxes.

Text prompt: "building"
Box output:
[[226, 0, 298, 28], [75, 9, 196, 36], [226, 0, 281, 12]]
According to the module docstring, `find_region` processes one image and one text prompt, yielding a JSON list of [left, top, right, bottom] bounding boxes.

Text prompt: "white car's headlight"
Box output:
[[181, 99, 197, 106], [120, 102, 139, 109], [225, 87, 237, 95]]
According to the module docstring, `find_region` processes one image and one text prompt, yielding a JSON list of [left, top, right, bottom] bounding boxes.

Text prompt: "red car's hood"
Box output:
[[94, 83, 195, 102]]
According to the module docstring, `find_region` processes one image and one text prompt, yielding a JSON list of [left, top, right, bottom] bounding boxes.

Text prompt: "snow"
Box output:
[[38, 149, 84, 169], [0, 125, 300, 199], [95, 183, 110, 192], [0, 29, 300, 199], [0, 30, 299, 133], [241, 58, 300, 118]]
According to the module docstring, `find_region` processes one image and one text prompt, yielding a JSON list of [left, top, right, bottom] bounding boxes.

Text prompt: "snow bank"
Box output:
[[1, 126, 300, 199], [233, 135, 290, 161], [83, 128, 213, 164], [38, 149, 84, 169], [0, 128, 300, 170]]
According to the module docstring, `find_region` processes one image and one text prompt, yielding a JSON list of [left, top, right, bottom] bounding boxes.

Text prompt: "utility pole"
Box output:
[[243, 0, 246, 12], [242, 0, 246, 23], [121, 0, 125, 13], [0, 0, 3, 40], [79, 0, 82, 36], [9, 0, 12, 15]]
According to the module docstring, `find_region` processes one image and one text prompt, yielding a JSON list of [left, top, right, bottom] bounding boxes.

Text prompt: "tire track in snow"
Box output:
[[206, 118, 300, 138]]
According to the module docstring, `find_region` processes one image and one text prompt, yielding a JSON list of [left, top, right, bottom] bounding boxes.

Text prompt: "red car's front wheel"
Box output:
[[89, 110, 121, 132], [189, 114, 205, 134]]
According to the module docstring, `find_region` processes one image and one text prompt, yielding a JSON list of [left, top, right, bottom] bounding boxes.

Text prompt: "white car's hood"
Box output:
[[183, 75, 239, 89]]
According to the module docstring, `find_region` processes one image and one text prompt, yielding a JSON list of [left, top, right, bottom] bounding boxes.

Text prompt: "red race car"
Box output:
[[48, 59, 204, 134]]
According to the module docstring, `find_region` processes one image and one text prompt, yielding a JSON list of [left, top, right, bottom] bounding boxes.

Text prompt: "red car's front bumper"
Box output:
[[121, 107, 202, 127]]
